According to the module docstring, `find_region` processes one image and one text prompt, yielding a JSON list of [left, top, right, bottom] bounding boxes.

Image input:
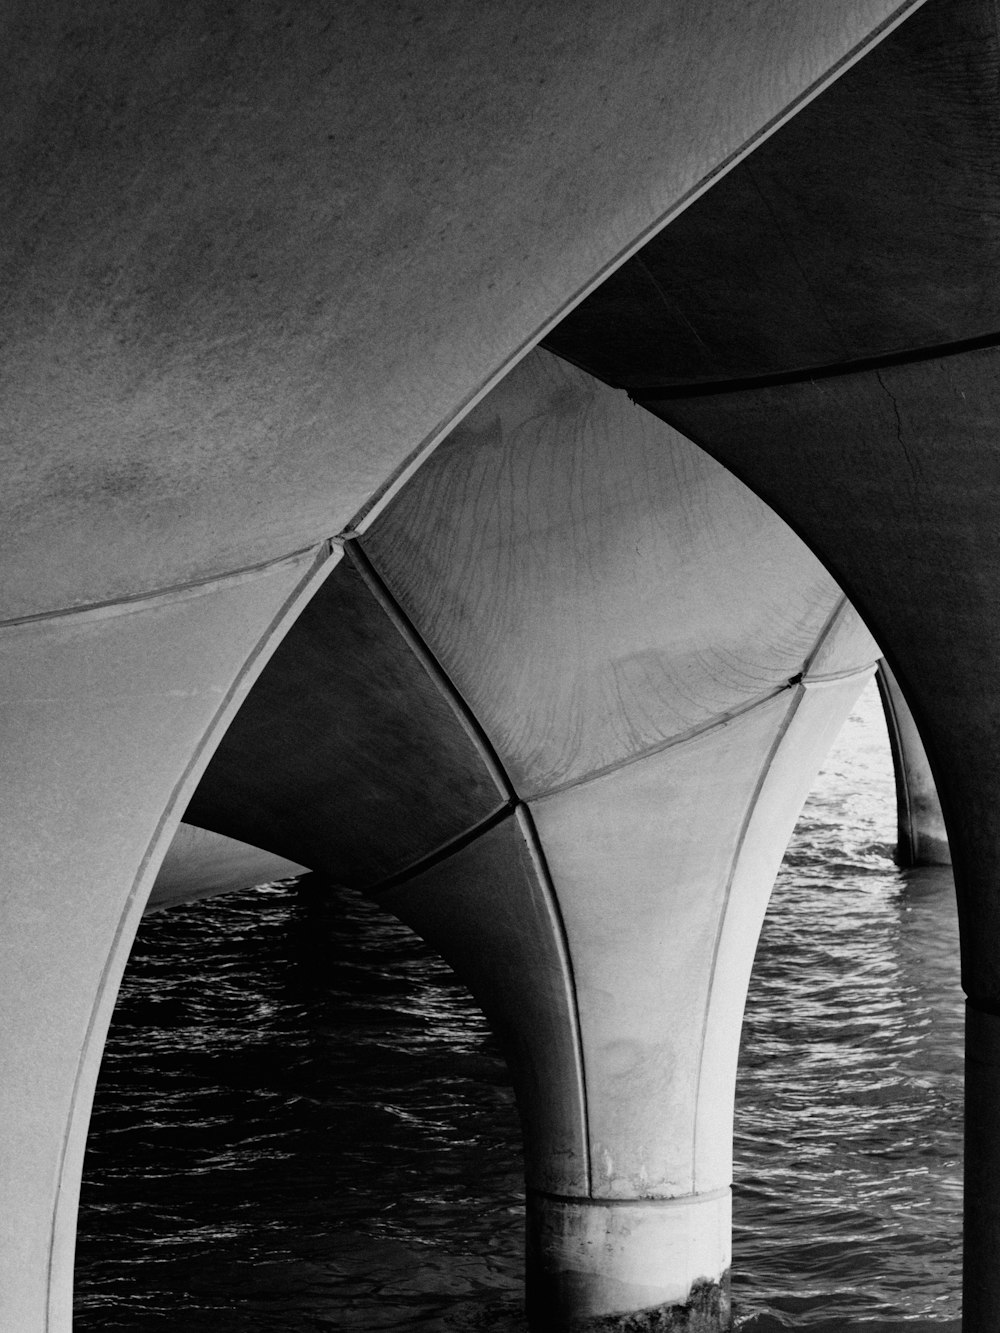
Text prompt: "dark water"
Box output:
[[76, 683, 964, 1330]]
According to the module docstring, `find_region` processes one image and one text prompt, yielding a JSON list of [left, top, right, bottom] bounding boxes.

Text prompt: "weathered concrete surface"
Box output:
[[1, 0, 925, 620], [363, 353, 846, 797], [0, 545, 335, 1331], [526, 1195, 731, 1331], [876, 662, 951, 867]]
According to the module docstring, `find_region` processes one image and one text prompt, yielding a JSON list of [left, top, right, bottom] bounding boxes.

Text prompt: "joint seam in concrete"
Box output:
[[529, 676, 805, 805], [367, 800, 593, 1197], [803, 664, 877, 687], [366, 803, 516, 897], [1, 541, 339, 633], [347, 542, 592, 1190], [345, 538, 514, 802], [631, 319, 1000, 403], [801, 595, 850, 676], [367, 803, 593, 1195], [515, 804, 593, 1199], [527, 1185, 731, 1209], [346, 0, 927, 536], [690, 680, 805, 1195], [44, 540, 341, 1332]]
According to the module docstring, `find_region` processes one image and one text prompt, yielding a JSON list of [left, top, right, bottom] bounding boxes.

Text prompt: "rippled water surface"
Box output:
[[77, 683, 964, 1330]]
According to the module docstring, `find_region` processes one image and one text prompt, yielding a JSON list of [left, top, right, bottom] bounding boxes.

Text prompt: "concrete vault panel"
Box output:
[[376, 810, 589, 1198], [544, 0, 1000, 387], [363, 349, 842, 798], [185, 551, 506, 886], [654, 351, 1000, 997], [0, 0, 922, 620], [529, 690, 796, 1200]]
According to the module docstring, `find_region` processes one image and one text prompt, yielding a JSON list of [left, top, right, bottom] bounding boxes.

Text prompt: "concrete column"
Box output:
[[361, 350, 882, 1329], [876, 661, 950, 867], [964, 1003, 1000, 1332], [0, 544, 335, 1333], [381, 652, 876, 1330], [526, 1193, 732, 1331]]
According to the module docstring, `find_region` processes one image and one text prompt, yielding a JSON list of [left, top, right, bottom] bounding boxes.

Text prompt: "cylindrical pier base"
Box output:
[[526, 1189, 732, 1331], [965, 1003, 1000, 1332]]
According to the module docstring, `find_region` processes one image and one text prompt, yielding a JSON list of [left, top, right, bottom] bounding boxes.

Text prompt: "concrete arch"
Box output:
[[539, 0, 1000, 1321], [180, 347, 882, 1327], [0, 3, 940, 1330], [0, 545, 337, 1330]]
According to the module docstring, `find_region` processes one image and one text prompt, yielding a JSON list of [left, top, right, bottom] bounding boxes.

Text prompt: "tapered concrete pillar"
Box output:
[[176, 350, 884, 1329], [651, 344, 1000, 1333], [0, 544, 334, 1332], [378, 647, 877, 1329], [359, 350, 881, 1329], [876, 662, 950, 867]]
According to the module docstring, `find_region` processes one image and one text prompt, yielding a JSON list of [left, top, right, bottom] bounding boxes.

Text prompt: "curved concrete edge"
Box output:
[[805, 596, 879, 679], [694, 663, 877, 1189], [875, 660, 951, 866], [365, 347, 846, 801], [375, 810, 590, 1197], [2, 1, 924, 620], [147, 823, 308, 913], [0, 542, 338, 1333], [526, 1190, 731, 1330]]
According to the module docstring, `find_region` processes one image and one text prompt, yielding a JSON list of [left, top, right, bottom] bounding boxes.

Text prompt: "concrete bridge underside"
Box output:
[[3, 0, 998, 1328]]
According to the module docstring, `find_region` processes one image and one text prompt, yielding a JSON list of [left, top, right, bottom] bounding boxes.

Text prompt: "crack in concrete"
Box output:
[[875, 369, 920, 490]]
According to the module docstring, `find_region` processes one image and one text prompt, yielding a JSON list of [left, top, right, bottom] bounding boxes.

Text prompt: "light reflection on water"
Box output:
[[733, 686, 963, 1330], [76, 681, 964, 1330]]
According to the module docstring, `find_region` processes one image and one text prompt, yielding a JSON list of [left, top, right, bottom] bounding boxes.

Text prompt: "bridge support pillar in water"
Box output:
[[0, 545, 335, 1333], [178, 350, 891, 1329], [351, 351, 884, 1331], [655, 328, 1000, 1333], [526, 1192, 731, 1330]]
